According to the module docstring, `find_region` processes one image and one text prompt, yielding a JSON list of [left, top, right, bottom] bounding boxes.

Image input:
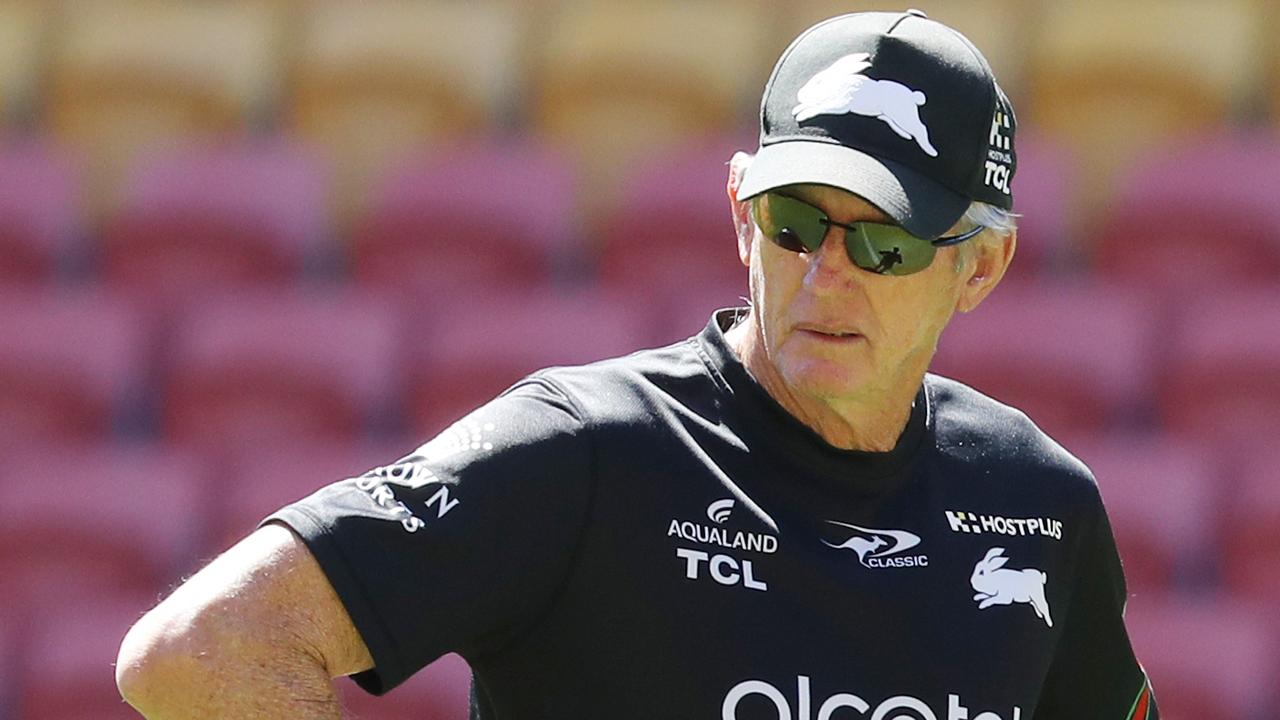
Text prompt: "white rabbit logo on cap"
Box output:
[[970, 547, 1053, 627], [792, 52, 939, 157]]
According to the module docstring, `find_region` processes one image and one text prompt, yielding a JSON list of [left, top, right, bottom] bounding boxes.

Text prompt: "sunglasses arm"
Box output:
[[931, 225, 986, 247]]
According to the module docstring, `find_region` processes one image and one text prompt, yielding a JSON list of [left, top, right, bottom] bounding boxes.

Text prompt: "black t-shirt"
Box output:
[[267, 310, 1158, 720]]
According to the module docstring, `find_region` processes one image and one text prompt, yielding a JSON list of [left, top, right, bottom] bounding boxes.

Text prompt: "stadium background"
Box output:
[[1, 1, 1277, 718]]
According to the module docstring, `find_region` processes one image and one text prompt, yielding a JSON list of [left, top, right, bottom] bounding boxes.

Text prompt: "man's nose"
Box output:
[[804, 225, 860, 290]]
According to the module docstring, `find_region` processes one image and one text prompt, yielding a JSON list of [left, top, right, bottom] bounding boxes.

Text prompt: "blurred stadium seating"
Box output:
[[594, 135, 749, 298], [1157, 286, 1280, 454], [351, 137, 579, 298], [530, 1, 768, 214], [932, 278, 1159, 440], [1070, 435, 1223, 595], [289, 1, 525, 224], [0, 140, 83, 284], [1024, 0, 1265, 230], [404, 285, 658, 436], [0, 287, 148, 449], [1220, 445, 1280, 615], [47, 1, 283, 216], [1126, 596, 1279, 720], [0, 442, 207, 615], [0, 1, 47, 128], [1096, 130, 1280, 296], [17, 594, 154, 720], [159, 288, 402, 452], [2, 1, 1278, 718], [100, 139, 331, 305]]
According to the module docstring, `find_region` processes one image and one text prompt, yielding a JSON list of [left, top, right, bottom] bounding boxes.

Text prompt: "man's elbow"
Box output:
[[115, 608, 207, 714]]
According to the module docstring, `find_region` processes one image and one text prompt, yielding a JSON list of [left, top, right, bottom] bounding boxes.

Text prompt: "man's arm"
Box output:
[[116, 522, 374, 719]]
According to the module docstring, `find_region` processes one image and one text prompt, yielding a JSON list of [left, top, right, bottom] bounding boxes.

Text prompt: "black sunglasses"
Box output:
[[751, 192, 985, 276]]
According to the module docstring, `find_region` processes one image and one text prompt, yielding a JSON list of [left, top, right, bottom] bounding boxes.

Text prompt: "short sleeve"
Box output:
[[1035, 499, 1159, 719], [263, 378, 594, 694]]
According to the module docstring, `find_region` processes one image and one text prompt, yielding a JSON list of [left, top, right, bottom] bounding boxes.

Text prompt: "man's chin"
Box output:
[[779, 362, 871, 402]]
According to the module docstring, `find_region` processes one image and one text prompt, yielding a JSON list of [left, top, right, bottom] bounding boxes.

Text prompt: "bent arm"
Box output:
[[116, 523, 374, 719]]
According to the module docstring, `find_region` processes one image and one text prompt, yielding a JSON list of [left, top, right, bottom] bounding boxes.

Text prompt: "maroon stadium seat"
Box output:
[[213, 438, 417, 552], [351, 139, 578, 299], [1095, 130, 1280, 294], [0, 140, 83, 285], [338, 653, 472, 720], [1220, 445, 1280, 612], [1068, 434, 1222, 595], [0, 442, 207, 614], [0, 608, 20, 719], [17, 592, 154, 720], [406, 286, 656, 436], [1157, 286, 1280, 454], [596, 135, 750, 298], [160, 288, 402, 452], [1125, 595, 1279, 720], [932, 278, 1158, 440], [0, 287, 147, 449], [1006, 131, 1079, 274], [100, 140, 329, 305], [651, 280, 748, 347]]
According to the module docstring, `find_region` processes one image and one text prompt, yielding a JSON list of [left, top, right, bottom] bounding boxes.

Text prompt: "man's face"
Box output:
[[740, 183, 969, 404]]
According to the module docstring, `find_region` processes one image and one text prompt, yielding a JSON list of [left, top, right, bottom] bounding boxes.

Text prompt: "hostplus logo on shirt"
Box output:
[[822, 520, 929, 568], [945, 510, 1063, 541]]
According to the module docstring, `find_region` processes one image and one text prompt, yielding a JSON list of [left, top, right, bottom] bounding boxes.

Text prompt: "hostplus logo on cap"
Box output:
[[983, 100, 1015, 195]]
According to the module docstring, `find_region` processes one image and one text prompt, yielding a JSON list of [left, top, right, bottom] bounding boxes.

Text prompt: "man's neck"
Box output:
[[724, 314, 919, 453]]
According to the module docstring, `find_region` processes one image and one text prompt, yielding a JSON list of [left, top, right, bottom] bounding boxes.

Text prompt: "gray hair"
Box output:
[[952, 200, 1017, 272], [962, 200, 1018, 238]]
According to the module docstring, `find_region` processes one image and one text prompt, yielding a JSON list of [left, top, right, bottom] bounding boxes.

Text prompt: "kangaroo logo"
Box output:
[[792, 52, 939, 157], [970, 547, 1052, 627], [822, 521, 923, 568]]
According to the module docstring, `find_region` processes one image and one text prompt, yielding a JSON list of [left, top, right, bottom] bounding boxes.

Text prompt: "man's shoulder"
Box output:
[[521, 335, 717, 424], [925, 373, 1097, 494]]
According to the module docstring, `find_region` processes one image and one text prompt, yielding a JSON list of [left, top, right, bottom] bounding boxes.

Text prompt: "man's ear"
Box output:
[[727, 152, 754, 267], [956, 230, 1016, 314]]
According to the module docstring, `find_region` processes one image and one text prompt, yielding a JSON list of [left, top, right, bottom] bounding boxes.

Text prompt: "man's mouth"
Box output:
[[797, 326, 863, 341]]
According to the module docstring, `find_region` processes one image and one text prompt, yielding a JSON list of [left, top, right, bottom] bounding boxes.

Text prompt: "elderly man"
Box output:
[[117, 10, 1156, 720]]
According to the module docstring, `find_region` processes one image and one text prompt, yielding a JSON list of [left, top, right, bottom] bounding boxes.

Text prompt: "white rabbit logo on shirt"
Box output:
[[970, 547, 1053, 627]]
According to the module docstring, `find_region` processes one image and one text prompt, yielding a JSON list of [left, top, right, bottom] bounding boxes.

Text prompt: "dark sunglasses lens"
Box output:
[[845, 223, 937, 276], [753, 193, 826, 253]]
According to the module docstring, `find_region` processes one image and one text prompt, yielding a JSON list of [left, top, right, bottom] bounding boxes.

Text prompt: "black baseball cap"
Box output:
[[737, 9, 1016, 239]]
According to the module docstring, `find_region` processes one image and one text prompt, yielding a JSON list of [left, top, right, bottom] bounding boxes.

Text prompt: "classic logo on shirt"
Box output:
[[723, 674, 1024, 720], [822, 520, 929, 568], [945, 510, 1063, 541], [970, 547, 1053, 628]]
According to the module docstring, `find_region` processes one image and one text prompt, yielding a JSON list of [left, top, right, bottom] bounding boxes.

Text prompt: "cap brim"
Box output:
[[736, 139, 969, 239]]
